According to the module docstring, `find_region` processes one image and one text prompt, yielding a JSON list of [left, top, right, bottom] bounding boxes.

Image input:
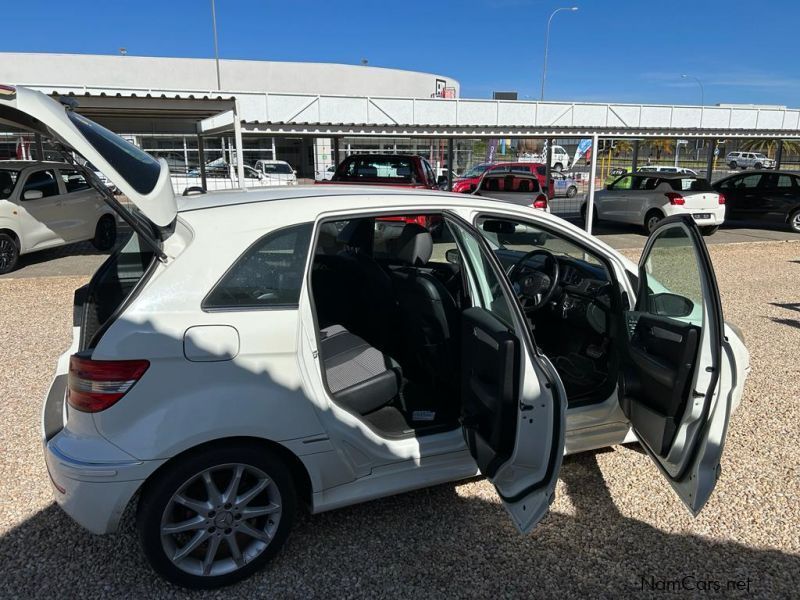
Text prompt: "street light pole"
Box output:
[[540, 6, 578, 101], [211, 0, 221, 90], [681, 74, 704, 106]]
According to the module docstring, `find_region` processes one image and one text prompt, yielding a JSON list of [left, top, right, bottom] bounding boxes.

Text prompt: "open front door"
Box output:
[[446, 215, 566, 533], [621, 215, 733, 515]]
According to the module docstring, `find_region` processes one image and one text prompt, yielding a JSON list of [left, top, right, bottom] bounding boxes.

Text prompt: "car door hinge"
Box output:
[[520, 402, 534, 412], [311, 349, 319, 359]]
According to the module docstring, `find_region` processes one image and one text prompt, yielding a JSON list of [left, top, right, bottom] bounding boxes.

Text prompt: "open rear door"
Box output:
[[621, 215, 734, 514], [446, 215, 566, 533]]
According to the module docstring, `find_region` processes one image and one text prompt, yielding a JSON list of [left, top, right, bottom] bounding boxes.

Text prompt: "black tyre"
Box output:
[[91, 215, 117, 251], [0, 232, 19, 275], [728, 161, 737, 169], [644, 210, 664, 234], [553, 163, 563, 172], [789, 209, 800, 234], [566, 185, 578, 198], [754, 162, 762, 170], [701, 225, 720, 236], [137, 444, 297, 589]]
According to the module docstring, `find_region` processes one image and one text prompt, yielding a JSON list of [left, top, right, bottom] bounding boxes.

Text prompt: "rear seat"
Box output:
[[319, 325, 401, 415]]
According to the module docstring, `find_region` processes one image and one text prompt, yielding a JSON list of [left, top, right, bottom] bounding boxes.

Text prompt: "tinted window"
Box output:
[[611, 175, 634, 190], [337, 156, 415, 181], [204, 223, 312, 310], [667, 178, 712, 192], [775, 174, 795, 189], [60, 169, 91, 192], [260, 163, 293, 174], [0, 169, 19, 199], [22, 170, 59, 198], [68, 111, 160, 195]]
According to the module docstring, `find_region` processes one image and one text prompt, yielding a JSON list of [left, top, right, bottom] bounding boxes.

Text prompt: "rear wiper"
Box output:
[[58, 147, 167, 262]]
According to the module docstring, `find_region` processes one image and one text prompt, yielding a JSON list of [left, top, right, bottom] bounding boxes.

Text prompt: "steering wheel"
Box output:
[[506, 249, 560, 312]]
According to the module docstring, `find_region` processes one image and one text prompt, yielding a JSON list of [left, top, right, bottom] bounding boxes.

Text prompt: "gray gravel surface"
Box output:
[[1, 241, 799, 599]]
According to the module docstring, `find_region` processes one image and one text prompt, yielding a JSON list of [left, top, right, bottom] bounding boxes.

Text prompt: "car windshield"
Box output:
[[462, 163, 491, 178], [261, 163, 293, 174], [753, 153, 767, 159], [337, 156, 416, 180], [0, 168, 20, 199], [668, 177, 713, 192]]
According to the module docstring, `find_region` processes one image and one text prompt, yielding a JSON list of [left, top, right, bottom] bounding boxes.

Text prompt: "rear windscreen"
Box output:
[[336, 156, 416, 181], [668, 178, 713, 192], [68, 111, 161, 195], [80, 229, 156, 350]]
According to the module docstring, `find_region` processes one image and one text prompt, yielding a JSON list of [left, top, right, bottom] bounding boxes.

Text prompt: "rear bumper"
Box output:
[[666, 206, 725, 225]]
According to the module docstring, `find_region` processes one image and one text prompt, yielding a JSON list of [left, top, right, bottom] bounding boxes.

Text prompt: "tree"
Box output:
[[644, 139, 675, 160], [739, 139, 800, 159], [613, 140, 633, 157]]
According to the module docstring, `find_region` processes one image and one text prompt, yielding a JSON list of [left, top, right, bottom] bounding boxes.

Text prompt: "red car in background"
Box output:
[[452, 162, 555, 198]]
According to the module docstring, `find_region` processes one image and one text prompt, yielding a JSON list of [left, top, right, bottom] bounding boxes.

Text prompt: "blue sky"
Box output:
[[3, 0, 799, 106]]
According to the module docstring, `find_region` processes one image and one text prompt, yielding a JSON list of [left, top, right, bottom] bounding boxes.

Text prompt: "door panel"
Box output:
[[15, 169, 66, 251], [57, 169, 101, 241], [446, 214, 565, 533], [621, 215, 733, 515]]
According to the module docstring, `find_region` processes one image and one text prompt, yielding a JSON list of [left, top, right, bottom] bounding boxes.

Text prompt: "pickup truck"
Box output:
[[316, 154, 441, 189]]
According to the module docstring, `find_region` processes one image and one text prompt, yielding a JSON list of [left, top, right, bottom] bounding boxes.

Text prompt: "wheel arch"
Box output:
[[0, 227, 20, 244], [137, 436, 313, 511]]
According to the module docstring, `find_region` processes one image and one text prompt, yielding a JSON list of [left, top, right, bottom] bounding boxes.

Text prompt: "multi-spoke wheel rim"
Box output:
[[0, 238, 15, 270], [791, 212, 800, 231], [647, 216, 661, 232], [160, 463, 282, 577]]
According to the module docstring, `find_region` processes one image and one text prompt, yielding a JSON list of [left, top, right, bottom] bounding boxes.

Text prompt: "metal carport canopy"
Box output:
[[202, 91, 800, 139]]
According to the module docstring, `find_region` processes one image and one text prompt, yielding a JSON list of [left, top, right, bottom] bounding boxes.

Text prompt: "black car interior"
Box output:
[[310, 213, 629, 438]]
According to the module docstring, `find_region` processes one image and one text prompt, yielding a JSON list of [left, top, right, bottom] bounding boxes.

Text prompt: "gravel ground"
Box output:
[[0, 241, 798, 599]]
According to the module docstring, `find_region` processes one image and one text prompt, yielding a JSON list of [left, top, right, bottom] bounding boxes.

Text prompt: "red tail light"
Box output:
[[666, 192, 685, 205], [718, 193, 726, 205], [68, 356, 150, 413], [532, 194, 548, 209]]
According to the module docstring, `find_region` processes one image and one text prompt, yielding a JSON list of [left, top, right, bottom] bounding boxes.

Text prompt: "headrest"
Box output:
[[395, 223, 433, 266], [337, 219, 373, 251], [316, 222, 340, 255], [0, 171, 12, 195]]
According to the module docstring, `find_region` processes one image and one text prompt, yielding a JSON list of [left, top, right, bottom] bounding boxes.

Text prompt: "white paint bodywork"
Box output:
[[39, 185, 749, 536], [0, 160, 113, 255]]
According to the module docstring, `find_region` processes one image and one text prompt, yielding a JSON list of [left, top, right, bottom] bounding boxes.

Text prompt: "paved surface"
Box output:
[[0, 240, 798, 598]]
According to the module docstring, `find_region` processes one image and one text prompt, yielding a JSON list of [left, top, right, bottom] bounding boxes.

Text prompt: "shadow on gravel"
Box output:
[[1, 452, 797, 598], [768, 302, 800, 331]]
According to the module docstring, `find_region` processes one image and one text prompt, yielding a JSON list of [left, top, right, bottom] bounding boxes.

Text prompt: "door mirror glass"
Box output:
[[23, 189, 44, 200], [445, 248, 461, 265], [650, 292, 694, 318]]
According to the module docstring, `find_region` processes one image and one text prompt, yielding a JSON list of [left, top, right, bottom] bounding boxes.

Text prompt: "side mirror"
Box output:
[[23, 189, 44, 200], [445, 248, 461, 265], [651, 292, 694, 318]]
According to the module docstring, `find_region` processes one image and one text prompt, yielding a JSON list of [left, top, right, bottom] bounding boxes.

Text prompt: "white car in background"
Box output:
[[726, 151, 776, 170], [3, 85, 748, 590], [584, 172, 725, 235], [253, 159, 298, 185], [0, 159, 116, 274], [637, 165, 698, 176], [473, 171, 550, 211], [315, 164, 336, 181]]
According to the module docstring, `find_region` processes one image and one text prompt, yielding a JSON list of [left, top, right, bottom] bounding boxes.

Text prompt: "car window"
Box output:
[[423, 159, 437, 183], [260, 163, 293, 175], [22, 169, 59, 198], [0, 169, 20, 199], [775, 174, 795, 189], [67, 111, 161, 195], [509, 165, 531, 174], [244, 166, 261, 179], [610, 175, 634, 190], [60, 169, 92, 192], [203, 223, 313, 310], [737, 174, 764, 189], [668, 178, 713, 192], [338, 156, 415, 181]]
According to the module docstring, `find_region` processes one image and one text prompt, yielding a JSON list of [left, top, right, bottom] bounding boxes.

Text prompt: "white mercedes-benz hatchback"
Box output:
[[2, 86, 749, 589]]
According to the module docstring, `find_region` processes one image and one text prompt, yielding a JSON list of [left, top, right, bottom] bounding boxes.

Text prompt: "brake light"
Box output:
[[666, 192, 685, 205], [718, 193, 726, 205], [67, 356, 149, 413], [532, 194, 548, 210]]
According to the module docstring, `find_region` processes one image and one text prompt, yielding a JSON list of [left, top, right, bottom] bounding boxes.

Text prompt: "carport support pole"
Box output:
[[233, 104, 245, 187], [585, 134, 599, 234], [197, 135, 207, 190], [544, 138, 553, 198], [332, 137, 340, 167], [34, 133, 45, 161], [631, 139, 640, 173], [447, 138, 454, 190], [775, 139, 784, 170], [705, 138, 715, 181]]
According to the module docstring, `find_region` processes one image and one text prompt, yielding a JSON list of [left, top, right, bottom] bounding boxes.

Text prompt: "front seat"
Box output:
[[389, 223, 459, 392]]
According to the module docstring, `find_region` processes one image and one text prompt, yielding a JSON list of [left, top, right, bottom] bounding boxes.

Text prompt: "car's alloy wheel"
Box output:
[[567, 186, 577, 198], [138, 446, 296, 589], [0, 233, 19, 275], [645, 212, 663, 234], [729, 161, 737, 169], [790, 210, 800, 233], [160, 463, 282, 578]]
